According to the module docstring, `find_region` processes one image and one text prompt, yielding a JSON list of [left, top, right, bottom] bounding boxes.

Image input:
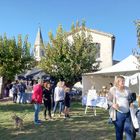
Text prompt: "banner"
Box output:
[[96, 97, 108, 109], [82, 95, 108, 109], [130, 73, 138, 85]]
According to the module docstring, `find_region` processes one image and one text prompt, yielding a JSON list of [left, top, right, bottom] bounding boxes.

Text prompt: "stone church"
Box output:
[[34, 27, 116, 69]]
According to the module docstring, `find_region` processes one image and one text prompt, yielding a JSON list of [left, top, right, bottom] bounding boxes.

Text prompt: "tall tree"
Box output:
[[135, 20, 140, 48], [133, 20, 140, 62], [0, 34, 34, 98], [39, 22, 98, 86]]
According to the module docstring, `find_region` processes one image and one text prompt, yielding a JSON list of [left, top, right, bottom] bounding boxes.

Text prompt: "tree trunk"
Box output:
[[0, 77, 3, 99], [0, 77, 7, 99]]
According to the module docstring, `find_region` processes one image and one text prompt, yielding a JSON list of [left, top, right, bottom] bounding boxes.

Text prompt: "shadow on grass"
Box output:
[[0, 116, 115, 140], [1, 101, 138, 140], [0, 102, 34, 113], [0, 101, 115, 140]]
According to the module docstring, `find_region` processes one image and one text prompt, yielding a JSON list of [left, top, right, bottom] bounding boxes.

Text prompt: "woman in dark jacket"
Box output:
[[43, 81, 52, 120], [64, 87, 70, 118]]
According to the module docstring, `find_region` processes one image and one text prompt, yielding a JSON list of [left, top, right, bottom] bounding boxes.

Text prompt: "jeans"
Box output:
[[19, 92, 25, 103], [13, 93, 17, 103], [34, 104, 40, 123], [53, 100, 64, 114], [113, 111, 135, 140]]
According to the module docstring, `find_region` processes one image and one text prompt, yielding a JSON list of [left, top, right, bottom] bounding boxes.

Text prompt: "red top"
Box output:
[[32, 84, 43, 104]]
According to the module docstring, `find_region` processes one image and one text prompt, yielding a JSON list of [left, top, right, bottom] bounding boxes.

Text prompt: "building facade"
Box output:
[[67, 27, 115, 69]]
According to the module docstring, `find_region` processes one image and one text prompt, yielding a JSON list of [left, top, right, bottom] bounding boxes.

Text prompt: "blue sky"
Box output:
[[0, 0, 140, 61]]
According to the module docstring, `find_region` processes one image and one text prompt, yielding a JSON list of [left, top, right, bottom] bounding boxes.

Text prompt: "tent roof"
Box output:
[[24, 68, 42, 77], [84, 55, 140, 76]]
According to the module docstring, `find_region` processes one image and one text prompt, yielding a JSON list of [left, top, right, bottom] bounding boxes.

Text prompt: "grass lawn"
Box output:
[[0, 100, 139, 140]]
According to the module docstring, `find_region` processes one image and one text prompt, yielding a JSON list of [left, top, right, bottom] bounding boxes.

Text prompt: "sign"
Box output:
[[96, 97, 108, 109], [82, 95, 108, 109], [86, 89, 97, 106]]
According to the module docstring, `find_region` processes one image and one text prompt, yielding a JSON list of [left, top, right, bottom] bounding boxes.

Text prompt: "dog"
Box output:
[[11, 114, 23, 130]]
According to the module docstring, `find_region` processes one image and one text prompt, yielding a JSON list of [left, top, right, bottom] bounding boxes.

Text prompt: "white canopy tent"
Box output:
[[82, 55, 140, 96], [94, 55, 140, 76]]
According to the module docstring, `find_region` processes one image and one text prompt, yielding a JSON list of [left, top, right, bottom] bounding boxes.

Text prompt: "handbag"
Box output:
[[109, 87, 116, 121], [130, 107, 139, 130], [136, 109, 140, 132]]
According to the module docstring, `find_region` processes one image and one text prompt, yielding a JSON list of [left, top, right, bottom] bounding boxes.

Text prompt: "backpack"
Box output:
[[18, 83, 25, 92]]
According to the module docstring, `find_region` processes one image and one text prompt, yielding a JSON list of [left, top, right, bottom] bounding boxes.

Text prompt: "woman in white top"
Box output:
[[52, 81, 65, 117], [108, 75, 135, 140]]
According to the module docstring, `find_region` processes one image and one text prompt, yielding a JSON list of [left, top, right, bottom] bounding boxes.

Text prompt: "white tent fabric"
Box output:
[[82, 55, 140, 96], [93, 55, 140, 76]]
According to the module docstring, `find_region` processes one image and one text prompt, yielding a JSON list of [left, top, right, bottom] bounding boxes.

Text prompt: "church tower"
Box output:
[[34, 27, 44, 61]]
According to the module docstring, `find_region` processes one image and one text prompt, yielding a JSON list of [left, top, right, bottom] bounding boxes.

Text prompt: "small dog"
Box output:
[[12, 114, 23, 130]]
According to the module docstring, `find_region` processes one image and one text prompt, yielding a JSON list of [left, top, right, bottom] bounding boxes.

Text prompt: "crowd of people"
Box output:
[[31, 75, 140, 139], [4, 78, 71, 125], [6, 80, 27, 103], [31, 79, 71, 125], [3, 75, 140, 139]]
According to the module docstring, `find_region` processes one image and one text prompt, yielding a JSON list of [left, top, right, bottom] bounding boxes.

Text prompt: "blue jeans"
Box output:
[[19, 92, 25, 103], [53, 100, 64, 114], [113, 111, 135, 140], [34, 104, 40, 123]]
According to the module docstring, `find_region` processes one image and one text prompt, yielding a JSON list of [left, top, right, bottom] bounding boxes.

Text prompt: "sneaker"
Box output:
[[52, 113, 55, 117], [66, 114, 70, 118], [48, 117, 53, 121], [37, 120, 42, 123], [61, 112, 65, 115], [34, 121, 41, 125], [48, 116, 52, 120]]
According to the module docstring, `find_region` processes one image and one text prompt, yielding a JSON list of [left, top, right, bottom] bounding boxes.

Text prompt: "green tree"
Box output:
[[135, 20, 140, 48], [133, 20, 140, 62], [0, 34, 35, 98], [39, 22, 97, 86]]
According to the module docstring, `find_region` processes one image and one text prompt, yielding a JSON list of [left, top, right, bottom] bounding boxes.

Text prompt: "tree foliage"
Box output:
[[135, 20, 140, 48], [0, 34, 35, 81], [39, 22, 97, 86]]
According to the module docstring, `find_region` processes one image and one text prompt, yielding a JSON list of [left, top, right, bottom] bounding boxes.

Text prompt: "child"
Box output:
[[128, 92, 139, 137], [64, 87, 70, 118], [128, 92, 138, 107]]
